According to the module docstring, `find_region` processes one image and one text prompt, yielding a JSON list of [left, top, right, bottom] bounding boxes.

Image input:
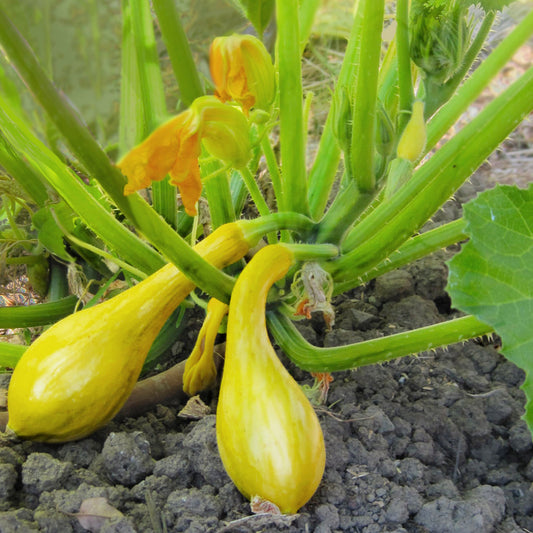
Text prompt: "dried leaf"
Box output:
[[74, 497, 123, 532], [250, 495, 281, 515], [177, 395, 210, 419]]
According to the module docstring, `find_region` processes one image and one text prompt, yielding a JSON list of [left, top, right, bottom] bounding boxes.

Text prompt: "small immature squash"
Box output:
[[216, 244, 326, 514], [7, 223, 250, 442]]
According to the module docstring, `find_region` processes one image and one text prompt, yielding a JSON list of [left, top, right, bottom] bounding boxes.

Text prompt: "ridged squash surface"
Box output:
[[217, 244, 326, 514]]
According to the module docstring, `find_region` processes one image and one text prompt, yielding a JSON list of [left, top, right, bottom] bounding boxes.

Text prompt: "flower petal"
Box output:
[[118, 113, 193, 195]]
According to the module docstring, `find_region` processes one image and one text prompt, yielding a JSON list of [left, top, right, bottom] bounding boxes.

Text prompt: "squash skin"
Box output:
[[216, 244, 326, 514], [7, 223, 250, 442]]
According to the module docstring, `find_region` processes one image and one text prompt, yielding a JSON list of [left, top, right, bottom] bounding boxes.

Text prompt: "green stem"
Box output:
[[307, 7, 363, 219], [260, 134, 284, 210], [349, 0, 385, 193], [334, 218, 467, 294], [285, 243, 338, 262], [240, 212, 317, 243], [239, 167, 271, 217], [268, 310, 493, 372], [202, 159, 235, 229], [0, 98, 165, 275], [335, 67, 533, 279], [425, 8, 533, 153], [298, 0, 320, 54], [50, 210, 148, 280], [130, 0, 176, 226], [152, 0, 203, 107], [396, 0, 413, 132], [315, 178, 375, 244], [0, 129, 50, 208], [119, 0, 143, 155], [0, 296, 78, 328], [0, 342, 26, 368], [276, 0, 309, 215]]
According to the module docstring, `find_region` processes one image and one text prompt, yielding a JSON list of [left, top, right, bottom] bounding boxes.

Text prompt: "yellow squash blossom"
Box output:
[[210, 34, 275, 114], [117, 96, 251, 216]]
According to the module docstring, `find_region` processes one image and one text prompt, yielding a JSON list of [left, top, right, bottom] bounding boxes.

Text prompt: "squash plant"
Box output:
[[1, 0, 533, 513]]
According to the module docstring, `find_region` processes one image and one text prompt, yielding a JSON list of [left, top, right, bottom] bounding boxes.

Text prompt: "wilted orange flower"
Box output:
[[210, 34, 275, 114], [117, 96, 251, 216]]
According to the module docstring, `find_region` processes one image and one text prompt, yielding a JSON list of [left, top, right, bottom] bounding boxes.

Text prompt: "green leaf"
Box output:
[[460, 0, 514, 12], [230, 0, 274, 37], [32, 204, 75, 262], [447, 184, 533, 437]]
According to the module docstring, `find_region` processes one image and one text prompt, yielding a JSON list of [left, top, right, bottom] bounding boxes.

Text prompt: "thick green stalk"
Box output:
[[119, 0, 144, 155], [0, 297, 78, 328], [0, 134, 50, 207], [298, 0, 320, 54], [276, 0, 309, 215], [426, 8, 533, 153], [285, 243, 338, 262], [396, 0, 413, 132], [239, 167, 272, 218], [315, 178, 375, 244], [202, 159, 235, 229], [240, 212, 317, 243], [0, 343, 26, 368], [307, 5, 362, 219], [260, 134, 284, 211], [152, 0, 204, 107], [333, 218, 467, 294], [130, 0, 176, 226], [335, 67, 533, 279], [349, 0, 385, 193], [268, 311, 492, 372]]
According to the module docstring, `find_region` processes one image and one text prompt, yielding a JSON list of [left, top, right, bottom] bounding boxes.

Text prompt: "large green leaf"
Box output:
[[447, 184, 533, 436]]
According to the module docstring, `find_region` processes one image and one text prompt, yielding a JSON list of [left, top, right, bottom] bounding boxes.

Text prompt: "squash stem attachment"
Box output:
[[267, 309, 493, 373]]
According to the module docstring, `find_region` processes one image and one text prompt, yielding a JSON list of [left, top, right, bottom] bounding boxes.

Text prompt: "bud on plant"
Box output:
[[409, 0, 471, 83], [192, 96, 252, 170], [210, 34, 275, 114], [397, 100, 426, 163]]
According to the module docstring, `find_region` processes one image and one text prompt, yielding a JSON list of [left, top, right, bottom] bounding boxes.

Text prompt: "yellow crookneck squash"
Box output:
[[7, 222, 250, 443], [216, 244, 326, 514]]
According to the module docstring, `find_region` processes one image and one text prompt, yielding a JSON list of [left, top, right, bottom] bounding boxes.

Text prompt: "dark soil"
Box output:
[[1, 175, 533, 532]]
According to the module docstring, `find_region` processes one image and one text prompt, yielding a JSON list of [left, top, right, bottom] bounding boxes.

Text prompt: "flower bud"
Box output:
[[210, 34, 275, 114], [397, 100, 426, 163], [192, 96, 252, 169], [409, 0, 470, 83]]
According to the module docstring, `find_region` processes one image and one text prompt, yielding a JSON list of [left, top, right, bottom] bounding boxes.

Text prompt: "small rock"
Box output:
[[508, 421, 533, 454], [382, 295, 442, 329], [102, 432, 154, 486], [0, 509, 38, 532], [415, 485, 505, 533], [386, 497, 409, 524], [374, 270, 414, 303], [22, 453, 73, 496], [0, 463, 17, 502]]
